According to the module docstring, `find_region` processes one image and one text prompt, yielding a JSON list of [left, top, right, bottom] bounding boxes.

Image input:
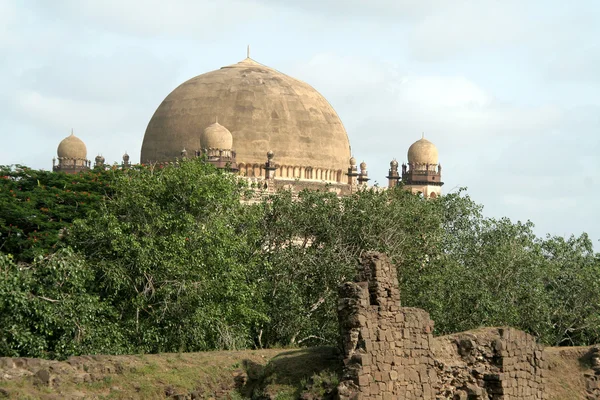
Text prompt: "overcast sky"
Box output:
[[1, 0, 599, 243]]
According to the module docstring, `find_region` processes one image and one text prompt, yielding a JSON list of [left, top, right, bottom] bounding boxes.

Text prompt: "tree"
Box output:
[[70, 159, 266, 353], [250, 186, 445, 347], [0, 249, 128, 359], [542, 233, 600, 346], [0, 165, 119, 261]]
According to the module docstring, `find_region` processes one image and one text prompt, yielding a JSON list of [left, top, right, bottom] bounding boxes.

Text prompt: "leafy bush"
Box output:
[[0, 249, 129, 359], [0, 160, 598, 358]]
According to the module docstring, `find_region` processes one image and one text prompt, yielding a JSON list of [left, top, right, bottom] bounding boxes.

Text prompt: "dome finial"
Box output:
[[247, 45, 250, 59], [71, 128, 74, 136], [215, 115, 218, 124], [422, 132, 424, 139]]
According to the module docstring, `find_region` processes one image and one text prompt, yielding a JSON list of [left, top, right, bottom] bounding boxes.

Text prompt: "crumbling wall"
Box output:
[[337, 251, 548, 400], [585, 346, 600, 399], [432, 328, 547, 399], [337, 252, 437, 399]]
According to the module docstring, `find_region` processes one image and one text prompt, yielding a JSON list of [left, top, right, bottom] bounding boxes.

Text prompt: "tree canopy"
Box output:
[[0, 165, 120, 262], [0, 159, 598, 358]]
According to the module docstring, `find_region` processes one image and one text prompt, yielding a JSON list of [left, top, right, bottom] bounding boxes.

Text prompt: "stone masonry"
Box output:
[[432, 328, 547, 399], [337, 251, 548, 400], [585, 346, 600, 399], [337, 252, 437, 399]]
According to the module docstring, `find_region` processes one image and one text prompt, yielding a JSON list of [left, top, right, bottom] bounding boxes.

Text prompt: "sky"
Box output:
[[1, 0, 599, 243]]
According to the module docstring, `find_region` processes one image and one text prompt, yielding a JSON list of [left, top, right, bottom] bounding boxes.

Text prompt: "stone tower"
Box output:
[[52, 130, 90, 174], [401, 135, 443, 198]]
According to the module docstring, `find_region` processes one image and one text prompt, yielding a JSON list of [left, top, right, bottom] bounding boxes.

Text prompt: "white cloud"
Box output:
[[408, 1, 529, 61], [35, 0, 274, 36]]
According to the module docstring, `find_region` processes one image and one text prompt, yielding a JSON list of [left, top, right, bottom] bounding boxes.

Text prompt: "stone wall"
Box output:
[[337, 252, 437, 399], [337, 251, 548, 400], [432, 328, 547, 399], [585, 346, 600, 399]]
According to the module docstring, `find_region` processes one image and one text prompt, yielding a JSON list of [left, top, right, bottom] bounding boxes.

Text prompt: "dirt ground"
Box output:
[[0, 345, 595, 399], [544, 346, 595, 400]]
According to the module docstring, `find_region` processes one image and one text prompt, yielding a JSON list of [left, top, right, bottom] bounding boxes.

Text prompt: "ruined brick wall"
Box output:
[[585, 346, 600, 399], [432, 328, 547, 399], [337, 251, 548, 400], [337, 252, 437, 399]]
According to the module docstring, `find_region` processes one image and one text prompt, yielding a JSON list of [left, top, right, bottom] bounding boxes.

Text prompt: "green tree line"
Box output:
[[0, 160, 598, 359]]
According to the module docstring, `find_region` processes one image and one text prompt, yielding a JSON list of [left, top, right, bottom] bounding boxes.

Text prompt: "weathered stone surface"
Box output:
[[337, 252, 437, 399], [34, 368, 51, 386], [337, 251, 548, 400], [142, 57, 351, 178]]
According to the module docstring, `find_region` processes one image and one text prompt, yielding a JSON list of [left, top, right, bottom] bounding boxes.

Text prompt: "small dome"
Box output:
[[360, 161, 367, 170], [407, 137, 438, 165], [200, 121, 233, 150], [95, 154, 105, 163], [57, 131, 87, 159], [267, 150, 274, 160], [349, 157, 357, 166], [390, 159, 399, 167]]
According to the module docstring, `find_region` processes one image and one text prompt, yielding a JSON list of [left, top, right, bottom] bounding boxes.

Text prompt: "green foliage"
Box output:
[[0, 165, 120, 262], [0, 160, 598, 359], [70, 159, 265, 353], [0, 249, 128, 359], [541, 234, 600, 345], [251, 186, 444, 347], [251, 186, 600, 348]]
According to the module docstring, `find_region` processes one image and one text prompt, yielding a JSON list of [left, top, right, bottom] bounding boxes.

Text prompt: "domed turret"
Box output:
[[94, 154, 105, 167], [57, 131, 87, 159], [200, 121, 233, 150], [358, 161, 369, 185], [197, 120, 238, 171], [122, 152, 131, 169], [407, 135, 438, 165], [402, 134, 443, 198], [53, 130, 90, 174], [387, 159, 401, 187]]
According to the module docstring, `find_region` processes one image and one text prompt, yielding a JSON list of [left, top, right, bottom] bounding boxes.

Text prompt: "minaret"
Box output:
[[264, 150, 276, 180], [357, 161, 370, 186], [386, 159, 401, 188], [346, 157, 359, 186], [402, 135, 443, 198], [122, 152, 131, 169], [94, 155, 105, 168]]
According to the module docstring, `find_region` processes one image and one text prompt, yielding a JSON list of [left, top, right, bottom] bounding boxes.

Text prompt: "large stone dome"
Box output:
[[141, 57, 351, 174]]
